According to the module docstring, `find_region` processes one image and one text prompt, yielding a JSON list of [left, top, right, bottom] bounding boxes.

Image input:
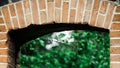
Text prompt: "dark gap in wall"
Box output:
[[0, 0, 21, 6]]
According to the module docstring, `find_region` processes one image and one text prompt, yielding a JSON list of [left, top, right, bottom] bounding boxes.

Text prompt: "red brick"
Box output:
[[0, 18, 4, 24], [90, 0, 100, 26], [111, 23, 120, 30], [110, 31, 120, 37], [0, 25, 6, 32], [55, 8, 61, 23], [86, 0, 93, 10], [55, 0, 61, 8], [0, 57, 8, 62], [70, 0, 77, 8], [25, 14, 32, 26], [62, 2, 69, 22], [104, 2, 115, 28], [16, 2, 26, 28], [110, 39, 120, 46], [96, 15, 105, 27], [111, 63, 120, 68], [0, 41, 8, 48], [23, 0, 30, 14], [76, 0, 85, 22], [40, 11, 47, 24], [47, 2, 54, 22], [110, 47, 120, 54], [31, 0, 39, 24], [0, 33, 7, 40], [12, 18, 19, 29], [2, 6, 12, 29], [111, 55, 120, 61], [9, 4, 16, 16], [39, 0, 46, 10], [83, 11, 91, 23], [69, 9, 76, 23], [100, 1, 108, 14], [113, 14, 120, 21], [116, 6, 120, 12], [0, 49, 8, 55]]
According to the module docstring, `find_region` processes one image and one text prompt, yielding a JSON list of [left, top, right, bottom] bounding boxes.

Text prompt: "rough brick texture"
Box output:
[[0, 0, 120, 68]]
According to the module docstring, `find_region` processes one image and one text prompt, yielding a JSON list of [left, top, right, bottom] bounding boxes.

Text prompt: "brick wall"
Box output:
[[0, 0, 120, 68]]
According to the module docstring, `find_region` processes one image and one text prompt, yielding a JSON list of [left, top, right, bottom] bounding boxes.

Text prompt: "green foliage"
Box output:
[[20, 30, 110, 68]]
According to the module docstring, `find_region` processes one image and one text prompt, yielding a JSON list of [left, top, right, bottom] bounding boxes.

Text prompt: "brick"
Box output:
[[55, 0, 61, 8], [39, 0, 46, 10], [63, 0, 69, 2], [0, 33, 7, 40], [9, 4, 16, 16], [0, 41, 8, 48], [62, 2, 69, 22], [113, 14, 120, 21], [83, 11, 91, 23], [0, 57, 8, 62], [16, 2, 26, 28], [76, 0, 85, 22], [116, 6, 120, 12], [90, 0, 100, 26], [2, 6, 12, 29], [0, 25, 6, 32], [23, 0, 30, 14], [86, 0, 93, 10], [100, 1, 108, 14], [0, 10, 1, 16], [55, 8, 61, 23], [110, 47, 120, 54], [111, 23, 120, 30], [40, 11, 47, 24], [96, 15, 105, 27], [110, 39, 120, 46], [111, 63, 120, 68], [47, 0, 54, 2], [70, 0, 77, 8], [47, 2, 54, 22], [0, 63, 8, 68], [69, 9, 76, 23], [25, 14, 32, 26], [0, 18, 4, 24], [104, 2, 115, 28], [110, 31, 120, 37], [111, 55, 120, 61], [0, 49, 8, 55], [12, 18, 19, 29], [31, 0, 39, 24]]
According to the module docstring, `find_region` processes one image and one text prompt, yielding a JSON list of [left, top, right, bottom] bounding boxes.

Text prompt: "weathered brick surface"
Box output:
[[9, 4, 16, 16], [104, 2, 115, 28], [110, 31, 120, 37], [39, 0, 46, 10], [83, 11, 91, 23], [111, 63, 120, 68], [16, 2, 26, 28], [62, 2, 69, 22], [47, 2, 54, 22], [116, 6, 120, 12], [113, 14, 120, 21], [111, 55, 120, 61], [25, 14, 32, 25], [90, 0, 100, 26], [0, 18, 4, 24], [0, 25, 6, 32], [55, 8, 61, 22], [2, 6, 12, 29], [40, 11, 47, 24], [0, 10, 2, 16], [31, 0, 39, 24], [70, 0, 77, 8], [110, 39, 120, 46], [0, 64, 8, 68], [23, 0, 31, 14], [86, 0, 93, 10], [0, 57, 8, 62], [110, 47, 120, 54], [47, 0, 54, 2], [69, 9, 76, 22], [111, 23, 120, 30], [12, 17, 19, 29], [96, 15, 105, 27], [0, 33, 7, 40], [100, 1, 108, 14], [0, 41, 8, 48], [55, 0, 61, 8], [0, 49, 8, 55]]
